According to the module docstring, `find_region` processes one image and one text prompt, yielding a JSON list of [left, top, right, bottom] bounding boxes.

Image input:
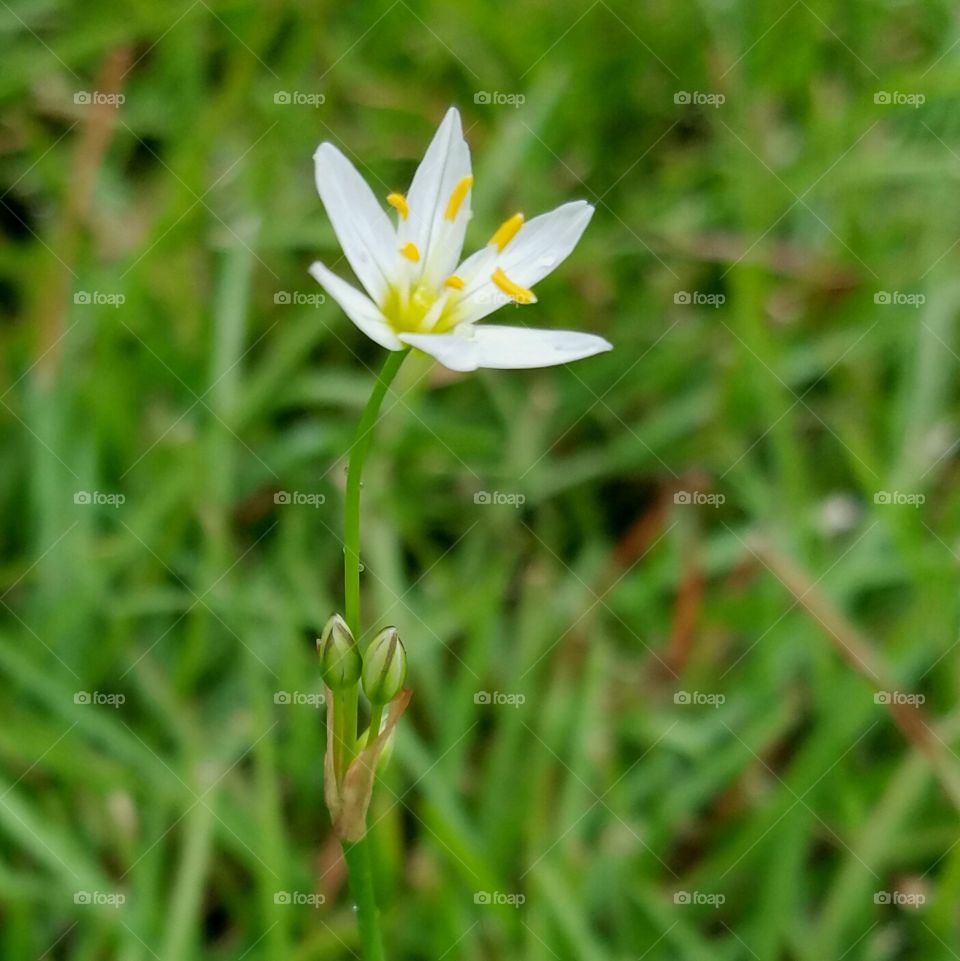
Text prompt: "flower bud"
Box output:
[[317, 614, 361, 690], [362, 627, 407, 705]]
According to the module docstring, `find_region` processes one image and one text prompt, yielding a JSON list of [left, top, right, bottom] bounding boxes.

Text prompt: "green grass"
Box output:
[[2, 0, 960, 957]]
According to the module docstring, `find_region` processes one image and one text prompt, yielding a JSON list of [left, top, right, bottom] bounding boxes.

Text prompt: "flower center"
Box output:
[[377, 191, 537, 336], [381, 282, 456, 334]]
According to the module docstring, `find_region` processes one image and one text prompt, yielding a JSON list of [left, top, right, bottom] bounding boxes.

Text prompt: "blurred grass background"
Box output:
[[2, 0, 960, 958]]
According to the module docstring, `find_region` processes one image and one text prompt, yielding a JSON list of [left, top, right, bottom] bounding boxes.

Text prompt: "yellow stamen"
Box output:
[[488, 213, 524, 251], [491, 267, 536, 305], [444, 175, 474, 220], [387, 193, 409, 219], [400, 242, 420, 262], [444, 275, 465, 290]]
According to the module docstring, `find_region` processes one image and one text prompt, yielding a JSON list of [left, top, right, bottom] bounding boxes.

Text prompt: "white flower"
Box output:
[[309, 107, 612, 372]]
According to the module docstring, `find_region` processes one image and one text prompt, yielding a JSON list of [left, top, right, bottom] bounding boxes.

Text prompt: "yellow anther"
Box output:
[[400, 242, 421, 262], [387, 193, 409, 219], [489, 213, 524, 251], [444, 175, 474, 220], [444, 275, 465, 290], [491, 267, 536, 305]]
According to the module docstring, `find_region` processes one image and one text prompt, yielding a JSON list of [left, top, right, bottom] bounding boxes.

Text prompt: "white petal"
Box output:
[[399, 324, 611, 372], [403, 107, 472, 289], [309, 262, 403, 351], [499, 200, 594, 286], [453, 201, 594, 326], [314, 143, 397, 304]]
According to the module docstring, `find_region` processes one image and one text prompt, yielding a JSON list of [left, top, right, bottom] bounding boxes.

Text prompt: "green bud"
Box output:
[[317, 613, 361, 690], [362, 627, 407, 706]]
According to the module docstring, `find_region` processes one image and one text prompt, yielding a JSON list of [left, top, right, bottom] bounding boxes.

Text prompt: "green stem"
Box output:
[[342, 836, 385, 961], [366, 703, 385, 744], [332, 685, 357, 786], [336, 350, 407, 959], [344, 349, 408, 641]]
